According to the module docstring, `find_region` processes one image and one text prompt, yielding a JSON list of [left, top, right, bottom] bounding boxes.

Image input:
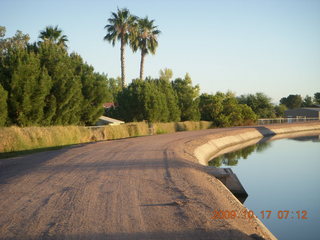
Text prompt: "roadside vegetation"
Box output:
[[0, 121, 212, 155]]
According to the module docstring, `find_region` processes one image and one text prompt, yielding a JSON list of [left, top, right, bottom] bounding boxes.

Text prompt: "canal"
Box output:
[[208, 134, 320, 240]]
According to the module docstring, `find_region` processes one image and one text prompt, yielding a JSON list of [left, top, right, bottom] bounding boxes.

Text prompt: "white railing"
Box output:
[[257, 117, 319, 125]]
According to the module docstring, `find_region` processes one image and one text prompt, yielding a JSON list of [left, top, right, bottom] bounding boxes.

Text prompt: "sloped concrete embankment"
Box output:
[[194, 122, 320, 166]]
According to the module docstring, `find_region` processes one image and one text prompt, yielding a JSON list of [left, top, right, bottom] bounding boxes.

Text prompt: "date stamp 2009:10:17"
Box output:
[[211, 210, 308, 220]]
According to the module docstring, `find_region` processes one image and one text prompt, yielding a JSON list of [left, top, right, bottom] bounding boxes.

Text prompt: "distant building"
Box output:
[[284, 108, 320, 119], [96, 116, 124, 126], [103, 102, 116, 109]]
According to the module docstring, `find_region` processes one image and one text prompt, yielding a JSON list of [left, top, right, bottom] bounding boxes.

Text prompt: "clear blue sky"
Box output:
[[1, 0, 319, 103]]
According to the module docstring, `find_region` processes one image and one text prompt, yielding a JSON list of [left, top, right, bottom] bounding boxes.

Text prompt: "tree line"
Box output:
[[109, 70, 257, 127], [1, 7, 319, 128], [108, 70, 320, 125], [0, 26, 112, 127]]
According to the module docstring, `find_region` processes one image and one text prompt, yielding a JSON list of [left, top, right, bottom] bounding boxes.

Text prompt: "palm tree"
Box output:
[[39, 25, 68, 48], [131, 17, 160, 80], [104, 8, 137, 88]]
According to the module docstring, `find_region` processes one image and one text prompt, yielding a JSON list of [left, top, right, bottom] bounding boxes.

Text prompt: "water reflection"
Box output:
[[289, 135, 320, 142], [208, 141, 272, 167], [222, 134, 320, 240], [207, 134, 320, 239], [208, 134, 320, 167]]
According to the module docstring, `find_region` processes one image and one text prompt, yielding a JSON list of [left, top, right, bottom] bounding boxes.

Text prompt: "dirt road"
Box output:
[[0, 125, 301, 240]]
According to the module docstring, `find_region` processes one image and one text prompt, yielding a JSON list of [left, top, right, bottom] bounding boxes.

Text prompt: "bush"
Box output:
[[0, 121, 213, 153]]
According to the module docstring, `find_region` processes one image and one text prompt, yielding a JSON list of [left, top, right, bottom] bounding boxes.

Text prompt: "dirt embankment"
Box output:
[[0, 122, 319, 240]]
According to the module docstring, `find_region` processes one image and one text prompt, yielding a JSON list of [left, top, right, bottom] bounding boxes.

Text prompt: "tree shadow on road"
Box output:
[[0, 145, 78, 184]]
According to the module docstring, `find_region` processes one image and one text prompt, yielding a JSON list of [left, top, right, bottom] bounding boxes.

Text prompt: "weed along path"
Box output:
[[1, 122, 319, 240]]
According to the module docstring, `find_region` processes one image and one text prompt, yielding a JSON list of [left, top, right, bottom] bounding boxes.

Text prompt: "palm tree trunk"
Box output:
[[140, 51, 145, 80], [120, 38, 126, 88]]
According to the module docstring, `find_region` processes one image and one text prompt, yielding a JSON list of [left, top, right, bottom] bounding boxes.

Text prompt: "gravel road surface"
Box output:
[[0, 126, 288, 240]]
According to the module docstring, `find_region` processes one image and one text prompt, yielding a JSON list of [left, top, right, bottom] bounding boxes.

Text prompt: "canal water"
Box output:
[[208, 134, 320, 240]]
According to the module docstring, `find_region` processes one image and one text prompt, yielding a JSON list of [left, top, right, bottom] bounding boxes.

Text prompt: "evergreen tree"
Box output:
[[114, 79, 146, 122], [0, 40, 52, 126], [111, 78, 181, 123], [9, 50, 52, 126], [156, 79, 180, 122], [172, 73, 200, 121], [1, 26, 111, 126], [39, 42, 82, 125], [70, 53, 109, 125]]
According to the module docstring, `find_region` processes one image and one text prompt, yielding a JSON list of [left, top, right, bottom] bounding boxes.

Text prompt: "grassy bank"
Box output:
[[0, 121, 213, 154]]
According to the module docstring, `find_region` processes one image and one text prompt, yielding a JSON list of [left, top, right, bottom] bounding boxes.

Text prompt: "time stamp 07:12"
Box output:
[[211, 210, 308, 220]]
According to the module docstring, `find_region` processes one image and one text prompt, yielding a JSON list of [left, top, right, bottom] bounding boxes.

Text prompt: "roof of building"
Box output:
[[98, 116, 124, 124], [300, 108, 320, 111], [103, 102, 116, 108], [285, 108, 320, 112]]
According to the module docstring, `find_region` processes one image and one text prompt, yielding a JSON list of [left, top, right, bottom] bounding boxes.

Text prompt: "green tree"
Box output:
[[314, 92, 320, 104], [301, 95, 313, 107], [143, 79, 169, 122], [280, 94, 302, 109], [104, 8, 137, 88], [274, 104, 287, 117], [1, 26, 111, 126], [110, 77, 180, 123], [70, 53, 110, 125], [0, 27, 30, 54], [106, 76, 122, 102], [0, 83, 8, 126], [39, 42, 82, 125], [0, 29, 52, 126], [113, 79, 145, 122], [159, 68, 173, 81], [199, 92, 257, 127], [131, 17, 160, 80], [238, 93, 275, 118], [199, 93, 222, 122], [113, 69, 181, 122], [240, 104, 257, 125], [172, 73, 200, 121], [2, 48, 52, 126], [39, 25, 68, 48], [158, 79, 180, 121]]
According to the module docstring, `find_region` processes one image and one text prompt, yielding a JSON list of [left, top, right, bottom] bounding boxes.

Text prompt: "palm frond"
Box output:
[[133, 16, 160, 55], [103, 8, 137, 47], [38, 25, 68, 48]]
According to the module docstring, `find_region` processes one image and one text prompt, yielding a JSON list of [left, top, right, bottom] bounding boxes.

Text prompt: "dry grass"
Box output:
[[0, 121, 213, 154]]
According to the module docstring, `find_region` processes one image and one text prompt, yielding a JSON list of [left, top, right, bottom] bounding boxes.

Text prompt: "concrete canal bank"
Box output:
[[193, 122, 320, 166]]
